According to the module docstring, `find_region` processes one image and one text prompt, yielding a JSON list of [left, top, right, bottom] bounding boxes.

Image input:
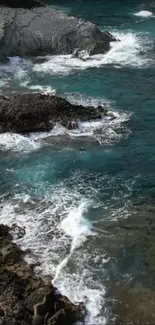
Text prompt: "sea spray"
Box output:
[[52, 200, 106, 325], [33, 31, 153, 74]]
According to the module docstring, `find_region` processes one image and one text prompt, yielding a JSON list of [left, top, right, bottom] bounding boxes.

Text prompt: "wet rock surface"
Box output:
[[0, 93, 107, 133], [0, 5, 117, 58], [0, 224, 84, 325]]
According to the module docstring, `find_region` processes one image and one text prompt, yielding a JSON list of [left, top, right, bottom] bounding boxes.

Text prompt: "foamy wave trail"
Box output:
[[0, 133, 41, 152], [20, 83, 56, 95], [65, 92, 112, 109], [0, 56, 31, 81], [52, 201, 107, 325], [0, 168, 133, 324], [0, 56, 56, 94], [133, 10, 154, 17], [33, 31, 153, 75], [0, 187, 107, 325], [99, 31, 152, 68]]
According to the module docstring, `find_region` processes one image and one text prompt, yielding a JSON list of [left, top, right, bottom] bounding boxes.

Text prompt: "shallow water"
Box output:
[[0, 0, 155, 323]]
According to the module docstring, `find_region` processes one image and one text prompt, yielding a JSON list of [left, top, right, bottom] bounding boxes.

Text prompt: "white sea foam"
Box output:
[[0, 106, 130, 152], [0, 133, 41, 152], [32, 31, 152, 75], [0, 186, 107, 325], [0, 165, 133, 325], [20, 80, 56, 94], [0, 57, 30, 79], [134, 10, 154, 17], [0, 56, 56, 94], [65, 92, 112, 109], [52, 200, 107, 325], [0, 30, 152, 96], [60, 201, 94, 251], [25, 85, 56, 94]]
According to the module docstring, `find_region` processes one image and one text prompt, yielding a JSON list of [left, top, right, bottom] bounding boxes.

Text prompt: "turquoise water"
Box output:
[[0, 1, 155, 323]]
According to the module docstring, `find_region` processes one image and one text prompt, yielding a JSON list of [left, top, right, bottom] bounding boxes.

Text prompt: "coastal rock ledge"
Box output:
[[0, 3, 117, 57], [0, 224, 84, 325], [0, 93, 108, 133]]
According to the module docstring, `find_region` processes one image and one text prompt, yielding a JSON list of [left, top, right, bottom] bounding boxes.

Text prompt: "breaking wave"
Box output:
[[32, 31, 153, 75], [0, 169, 132, 324]]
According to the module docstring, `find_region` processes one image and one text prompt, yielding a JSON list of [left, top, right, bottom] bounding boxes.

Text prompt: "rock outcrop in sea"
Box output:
[[0, 93, 108, 133], [0, 224, 84, 325], [0, 2, 117, 58]]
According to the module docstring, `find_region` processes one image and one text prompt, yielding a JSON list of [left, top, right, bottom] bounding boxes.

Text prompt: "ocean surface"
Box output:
[[1, 0, 155, 323]]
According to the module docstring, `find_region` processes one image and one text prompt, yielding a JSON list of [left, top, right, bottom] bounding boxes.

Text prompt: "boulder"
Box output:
[[0, 93, 107, 133], [0, 5, 117, 58]]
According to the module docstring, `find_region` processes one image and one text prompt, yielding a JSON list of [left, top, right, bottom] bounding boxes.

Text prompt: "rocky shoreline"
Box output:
[[0, 3, 122, 325], [0, 93, 111, 133], [0, 224, 84, 325]]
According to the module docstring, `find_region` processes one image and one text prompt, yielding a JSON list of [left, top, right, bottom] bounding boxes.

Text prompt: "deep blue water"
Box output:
[[0, 1, 155, 323]]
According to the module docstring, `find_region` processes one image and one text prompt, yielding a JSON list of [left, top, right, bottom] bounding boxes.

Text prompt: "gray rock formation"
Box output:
[[0, 5, 117, 57]]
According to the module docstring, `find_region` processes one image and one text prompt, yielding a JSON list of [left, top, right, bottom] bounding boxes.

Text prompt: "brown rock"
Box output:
[[0, 224, 84, 325], [0, 93, 107, 134], [46, 307, 82, 325]]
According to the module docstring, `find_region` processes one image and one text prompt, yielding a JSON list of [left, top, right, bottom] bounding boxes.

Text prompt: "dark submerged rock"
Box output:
[[0, 5, 117, 58], [112, 283, 155, 325], [0, 224, 84, 325], [0, 93, 107, 133], [101, 202, 155, 324]]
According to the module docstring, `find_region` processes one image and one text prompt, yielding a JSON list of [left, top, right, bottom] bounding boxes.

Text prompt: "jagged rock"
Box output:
[[0, 224, 85, 325], [0, 93, 108, 133], [0, 5, 117, 58], [46, 307, 82, 325]]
